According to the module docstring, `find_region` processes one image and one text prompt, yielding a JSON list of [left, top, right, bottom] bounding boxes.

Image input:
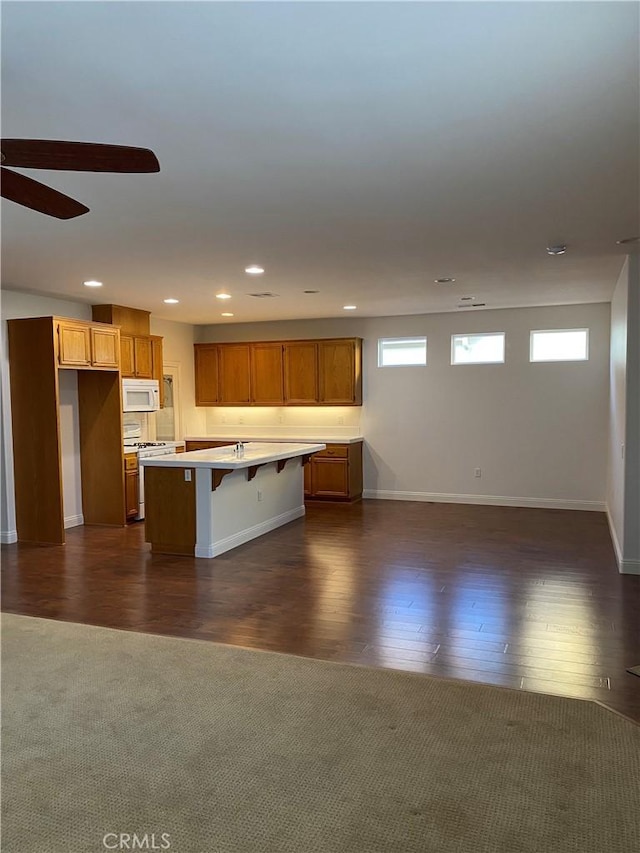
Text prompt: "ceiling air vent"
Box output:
[[248, 292, 279, 298]]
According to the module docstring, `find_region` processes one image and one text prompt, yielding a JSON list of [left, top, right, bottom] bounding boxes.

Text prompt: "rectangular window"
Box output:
[[451, 332, 505, 365], [530, 329, 589, 362], [378, 337, 427, 367]]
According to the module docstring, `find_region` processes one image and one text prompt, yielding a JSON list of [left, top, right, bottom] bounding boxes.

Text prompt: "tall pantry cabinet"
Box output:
[[7, 316, 125, 545]]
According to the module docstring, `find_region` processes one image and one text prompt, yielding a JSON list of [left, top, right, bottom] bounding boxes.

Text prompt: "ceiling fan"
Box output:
[[0, 139, 160, 219]]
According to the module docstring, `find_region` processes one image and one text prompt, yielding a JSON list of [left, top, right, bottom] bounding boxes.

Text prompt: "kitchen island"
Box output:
[[140, 442, 325, 558]]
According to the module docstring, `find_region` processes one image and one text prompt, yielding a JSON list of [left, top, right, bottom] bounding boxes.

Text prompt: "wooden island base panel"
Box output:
[[142, 442, 325, 558]]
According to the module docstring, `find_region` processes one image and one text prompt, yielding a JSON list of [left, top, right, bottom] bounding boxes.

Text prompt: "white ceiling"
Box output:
[[1, 2, 638, 326]]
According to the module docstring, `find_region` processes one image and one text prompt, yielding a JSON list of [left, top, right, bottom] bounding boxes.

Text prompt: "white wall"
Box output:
[[621, 255, 639, 572], [196, 302, 611, 510], [58, 371, 84, 528], [606, 260, 628, 560], [605, 256, 640, 574]]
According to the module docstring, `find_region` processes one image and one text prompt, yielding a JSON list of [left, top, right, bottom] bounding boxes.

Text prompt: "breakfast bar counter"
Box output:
[[140, 442, 325, 558]]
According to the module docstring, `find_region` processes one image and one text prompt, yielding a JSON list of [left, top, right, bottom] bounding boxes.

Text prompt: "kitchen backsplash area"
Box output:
[[203, 406, 362, 439]]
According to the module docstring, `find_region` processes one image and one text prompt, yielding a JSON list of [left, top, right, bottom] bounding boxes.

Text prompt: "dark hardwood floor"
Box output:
[[2, 500, 639, 721]]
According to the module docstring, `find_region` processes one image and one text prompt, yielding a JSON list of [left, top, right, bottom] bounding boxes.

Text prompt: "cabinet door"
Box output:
[[219, 344, 251, 404], [133, 336, 153, 378], [311, 458, 349, 497], [120, 335, 135, 377], [57, 322, 91, 367], [318, 339, 360, 404], [251, 344, 284, 403], [194, 345, 219, 405], [90, 327, 119, 369], [284, 342, 318, 404], [151, 336, 164, 407], [124, 457, 139, 520]]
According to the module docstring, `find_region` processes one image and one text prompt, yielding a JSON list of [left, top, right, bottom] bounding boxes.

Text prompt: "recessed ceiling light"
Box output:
[[459, 296, 475, 301], [221, 312, 234, 317], [304, 290, 319, 294], [343, 305, 357, 310], [83, 280, 103, 287], [245, 265, 264, 275], [163, 298, 179, 304], [616, 236, 639, 245], [434, 278, 456, 284], [546, 245, 567, 255], [216, 293, 232, 300], [470, 303, 486, 307]]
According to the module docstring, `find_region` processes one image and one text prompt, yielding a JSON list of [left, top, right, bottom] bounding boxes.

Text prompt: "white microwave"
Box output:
[[122, 378, 160, 412]]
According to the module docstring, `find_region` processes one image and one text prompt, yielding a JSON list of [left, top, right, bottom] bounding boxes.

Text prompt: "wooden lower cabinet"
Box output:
[[124, 454, 139, 521], [185, 440, 235, 452], [305, 442, 363, 502]]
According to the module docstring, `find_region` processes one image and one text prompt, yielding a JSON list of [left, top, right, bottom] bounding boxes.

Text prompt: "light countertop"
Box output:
[[140, 442, 326, 470]]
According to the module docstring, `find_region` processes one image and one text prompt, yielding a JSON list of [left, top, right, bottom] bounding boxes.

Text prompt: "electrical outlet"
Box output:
[[474, 468, 482, 478], [257, 490, 263, 502], [184, 470, 192, 482], [221, 415, 227, 424], [337, 416, 344, 425], [278, 415, 284, 424], [238, 416, 244, 424]]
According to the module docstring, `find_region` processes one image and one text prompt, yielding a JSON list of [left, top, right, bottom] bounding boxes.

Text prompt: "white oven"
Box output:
[[122, 378, 160, 413]]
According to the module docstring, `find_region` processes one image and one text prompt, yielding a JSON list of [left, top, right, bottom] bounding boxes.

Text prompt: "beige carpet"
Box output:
[[2, 614, 639, 853]]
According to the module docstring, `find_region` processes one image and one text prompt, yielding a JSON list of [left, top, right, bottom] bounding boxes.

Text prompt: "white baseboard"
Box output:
[[195, 505, 306, 559], [605, 506, 623, 567], [362, 490, 605, 512], [0, 529, 18, 544], [64, 514, 84, 530], [605, 505, 640, 574]]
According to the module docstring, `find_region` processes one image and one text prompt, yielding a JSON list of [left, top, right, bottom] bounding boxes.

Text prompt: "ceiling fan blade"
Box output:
[[1, 139, 160, 173], [1, 167, 89, 219]]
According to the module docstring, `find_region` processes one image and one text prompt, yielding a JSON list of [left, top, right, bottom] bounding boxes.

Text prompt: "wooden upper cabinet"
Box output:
[[120, 335, 135, 375], [90, 327, 119, 369], [57, 322, 91, 367], [194, 345, 219, 405], [151, 335, 164, 408], [92, 304, 150, 336], [251, 344, 284, 404], [284, 342, 318, 404], [219, 344, 251, 404], [57, 320, 120, 371], [120, 334, 153, 379], [133, 337, 153, 378], [318, 339, 362, 405], [194, 337, 362, 407]]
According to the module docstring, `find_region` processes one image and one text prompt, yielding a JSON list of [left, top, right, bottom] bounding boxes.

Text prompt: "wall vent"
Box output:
[[248, 292, 279, 298]]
